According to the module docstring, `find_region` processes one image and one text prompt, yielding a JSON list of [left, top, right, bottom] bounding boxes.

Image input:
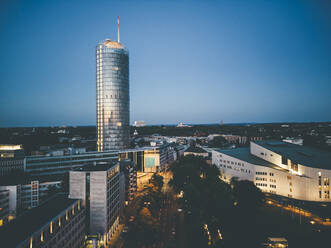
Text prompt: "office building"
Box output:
[[0, 190, 10, 227], [0, 176, 62, 217], [0, 144, 25, 176], [212, 140, 331, 202], [119, 159, 137, 202], [96, 19, 130, 151], [25, 150, 118, 177], [69, 162, 121, 246], [0, 194, 86, 248]]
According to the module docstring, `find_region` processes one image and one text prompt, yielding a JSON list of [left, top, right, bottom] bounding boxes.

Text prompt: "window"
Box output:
[[290, 162, 298, 172], [282, 156, 288, 165], [324, 178, 329, 186]]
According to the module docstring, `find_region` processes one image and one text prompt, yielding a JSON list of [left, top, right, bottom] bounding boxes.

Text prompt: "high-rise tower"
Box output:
[[96, 19, 129, 151]]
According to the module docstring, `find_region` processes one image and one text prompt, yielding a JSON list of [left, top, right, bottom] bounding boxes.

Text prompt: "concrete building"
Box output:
[[69, 162, 121, 246], [119, 159, 137, 202], [25, 150, 118, 177], [282, 137, 304, 146], [0, 194, 86, 248], [0, 144, 25, 176], [212, 140, 331, 202], [142, 144, 176, 173], [184, 146, 209, 158], [0, 190, 10, 227], [97, 29, 130, 151], [0, 176, 62, 216]]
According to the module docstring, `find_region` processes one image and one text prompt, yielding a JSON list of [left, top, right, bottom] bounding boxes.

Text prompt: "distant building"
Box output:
[[283, 138, 303, 146], [69, 162, 122, 246], [0, 194, 86, 248], [177, 122, 192, 128], [212, 140, 331, 202], [220, 135, 263, 145], [97, 36, 130, 151], [326, 136, 331, 147], [0, 144, 25, 176], [184, 146, 209, 158], [133, 121, 146, 127]]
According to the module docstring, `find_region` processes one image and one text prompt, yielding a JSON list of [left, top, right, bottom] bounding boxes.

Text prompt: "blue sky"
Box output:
[[0, 0, 330, 127]]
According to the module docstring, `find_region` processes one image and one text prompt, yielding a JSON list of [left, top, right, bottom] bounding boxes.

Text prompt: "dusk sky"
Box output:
[[0, 0, 330, 127]]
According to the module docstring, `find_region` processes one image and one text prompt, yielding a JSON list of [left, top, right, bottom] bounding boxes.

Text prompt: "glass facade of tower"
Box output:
[[96, 40, 129, 151]]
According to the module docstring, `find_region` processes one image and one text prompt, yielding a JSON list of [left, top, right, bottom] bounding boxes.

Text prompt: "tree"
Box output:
[[208, 136, 228, 148], [149, 173, 164, 191]]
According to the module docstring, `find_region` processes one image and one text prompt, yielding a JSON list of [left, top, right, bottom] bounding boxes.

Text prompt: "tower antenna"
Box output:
[[117, 16, 120, 43]]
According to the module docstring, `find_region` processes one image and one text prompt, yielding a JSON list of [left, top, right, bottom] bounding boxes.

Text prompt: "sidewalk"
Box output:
[[106, 224, 124, 248]]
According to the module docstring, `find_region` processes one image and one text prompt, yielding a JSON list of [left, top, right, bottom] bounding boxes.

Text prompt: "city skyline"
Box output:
[[1, 0, 331, 127]]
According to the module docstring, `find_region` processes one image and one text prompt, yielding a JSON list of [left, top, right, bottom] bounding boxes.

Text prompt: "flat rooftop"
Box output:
[[215, 147, 288, 172], [73, 162, 117, 172], [0, 174, 62, 186], [253, 140, 331, 170], [0, 194, 77, 247]]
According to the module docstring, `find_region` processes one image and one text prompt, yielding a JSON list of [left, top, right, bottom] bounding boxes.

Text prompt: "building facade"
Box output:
[[25, 150, 118, 177], [69, 163, 122, 247], [0, 144, 25, 176], [0, 178, 62, 217], [96, 39, 130, 151], [0, 190, 10, 227], [212, 141, 331, 202], [0, 195, 86, 248], [119, 160, 137, 202]]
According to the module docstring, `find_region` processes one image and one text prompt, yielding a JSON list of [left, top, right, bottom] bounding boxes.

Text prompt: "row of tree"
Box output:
[[123, 173, 165, 248], [169, 155, 266, 248]]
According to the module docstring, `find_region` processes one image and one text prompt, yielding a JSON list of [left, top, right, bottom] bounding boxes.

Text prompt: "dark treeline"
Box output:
[[169, 155, 265, 248], [169, 155, 331, 248]]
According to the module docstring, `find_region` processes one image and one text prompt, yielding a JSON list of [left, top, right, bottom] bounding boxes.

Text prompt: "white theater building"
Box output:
[[212, 141, 331, 202]]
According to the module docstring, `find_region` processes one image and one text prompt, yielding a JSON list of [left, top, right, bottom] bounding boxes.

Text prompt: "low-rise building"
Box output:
[[212, 140, 331, 202], [184, 146, 209, 158], [0, 194, 86, 248], [0, 176, 62, 216], [0, 144, 25, 176], [282, 138, 303, 146]]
